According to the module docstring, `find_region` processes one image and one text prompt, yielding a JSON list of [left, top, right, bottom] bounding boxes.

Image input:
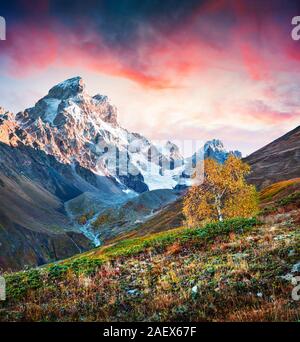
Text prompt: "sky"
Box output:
[[0, 0, 300, 156]]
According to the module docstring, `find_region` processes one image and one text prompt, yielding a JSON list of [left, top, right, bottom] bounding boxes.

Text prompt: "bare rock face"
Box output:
[[15, 77, 119, 167], [0, 141, 98, 271], [0, 108, 23, 147], [48, 76, 86, 100], [16, 76, 118, 127], [244, 126, 300, 189]]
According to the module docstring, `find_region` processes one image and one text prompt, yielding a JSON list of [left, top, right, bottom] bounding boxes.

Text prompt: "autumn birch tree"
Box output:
[[183, 156, 258, 226]]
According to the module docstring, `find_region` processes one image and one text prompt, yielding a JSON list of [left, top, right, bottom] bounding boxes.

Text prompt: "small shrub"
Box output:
[[77, 210, 95, 225], [92, 213, 112, 229], [67, 258, 103, 276], [5, 269, 43, 301], [277, 191, 300, 207], [48, 264, 68, 280]]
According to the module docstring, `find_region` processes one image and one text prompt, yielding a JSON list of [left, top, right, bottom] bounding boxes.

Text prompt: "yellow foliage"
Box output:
[[183, 156, 258, 226]]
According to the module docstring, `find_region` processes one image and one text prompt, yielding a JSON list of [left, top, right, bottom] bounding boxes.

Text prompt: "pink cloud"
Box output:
[[235, 100, 299, 125], [1, 1, 299, 92]]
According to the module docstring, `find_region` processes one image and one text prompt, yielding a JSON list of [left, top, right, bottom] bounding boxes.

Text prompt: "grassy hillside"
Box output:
[[1, 211, 299, 321], [103, 198, 184, 244], [260, 178, 300, 203], [244, 125, 300, 189], [260, 178, 300, 220]]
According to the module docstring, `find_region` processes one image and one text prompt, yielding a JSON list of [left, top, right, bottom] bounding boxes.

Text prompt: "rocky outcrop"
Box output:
[[68, 189, 181, 242]]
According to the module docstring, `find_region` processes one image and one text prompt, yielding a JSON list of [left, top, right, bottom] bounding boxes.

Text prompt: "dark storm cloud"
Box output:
[[2, 0, 300, 89], [1, 0, 49, 22], [2, 0, 300, 47], [48, 0, 203, 47], [1, 0, 203, 46]]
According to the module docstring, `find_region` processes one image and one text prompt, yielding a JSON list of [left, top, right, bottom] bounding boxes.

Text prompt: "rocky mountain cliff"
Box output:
[[244, 126, 300, 189], [0, 101, 129, 270], [204, 139, 242, 163], [14, 77, 241, 192], [15, 77, 184, 192]]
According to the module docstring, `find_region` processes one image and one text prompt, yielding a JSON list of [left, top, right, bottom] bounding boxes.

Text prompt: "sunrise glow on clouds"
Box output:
[[0, 0, 300, 155]]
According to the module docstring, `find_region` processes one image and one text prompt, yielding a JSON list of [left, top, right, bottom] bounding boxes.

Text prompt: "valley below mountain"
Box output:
[[0, 77, 299, 276], [1, 179, 299, 321]]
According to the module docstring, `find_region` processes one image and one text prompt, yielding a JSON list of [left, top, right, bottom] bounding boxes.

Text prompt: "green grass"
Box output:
[[3, 218, 258, 303], [87, 217, 258, 260], [277, 191, 300, 207], [262, 191, 300, 214], [1, 214, 299, 322]]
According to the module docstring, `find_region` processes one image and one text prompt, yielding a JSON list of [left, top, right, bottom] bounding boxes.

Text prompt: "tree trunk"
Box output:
[[215, 194, 223, 221], [217, 206, 223, 221]]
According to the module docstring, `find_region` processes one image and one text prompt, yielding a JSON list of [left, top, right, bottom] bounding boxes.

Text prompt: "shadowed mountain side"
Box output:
[[101, 197, 185, 245], [0, 173, 93, 271], [0, 142, 126, 271], [244, 126, 300, 189], [72, 189, 182, 243], [0, 219, 92, 272]]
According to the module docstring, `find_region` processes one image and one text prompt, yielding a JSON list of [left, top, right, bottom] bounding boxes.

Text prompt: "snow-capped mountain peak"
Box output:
[[204, 139, 242, 163], [16, 76, 118, 128], [205, 139, 225, 151], [3, 77, 241, 192], [13, 77, 179, 192], [48, 76, 86, 100]]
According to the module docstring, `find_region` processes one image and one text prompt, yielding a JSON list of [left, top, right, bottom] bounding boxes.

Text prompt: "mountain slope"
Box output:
[[1, 214, 299, 322], [0, 106, 128, 270], [70, 189, 182, 243], [104, 197, 185, 244], [0, 142, 100, 271], [244, 126, 300, 189]]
